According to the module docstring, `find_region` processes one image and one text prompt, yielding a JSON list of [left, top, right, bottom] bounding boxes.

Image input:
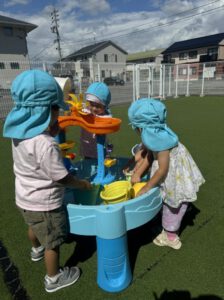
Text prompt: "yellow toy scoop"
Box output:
[[104, 158, 117, 167], [59, 140, 75, 151], [132, 182, 147, 198]]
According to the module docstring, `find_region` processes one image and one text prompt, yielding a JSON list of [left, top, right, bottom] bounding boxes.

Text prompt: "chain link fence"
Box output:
[[0, 60, 224, 120]]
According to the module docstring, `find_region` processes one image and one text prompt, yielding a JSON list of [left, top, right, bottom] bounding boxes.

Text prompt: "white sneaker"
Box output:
[[31, 246, 45, 262], [153, 230, 182, 250], [44, 266, 80, 293]]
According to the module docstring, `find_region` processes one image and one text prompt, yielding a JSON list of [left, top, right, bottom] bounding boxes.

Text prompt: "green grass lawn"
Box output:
[[1, 96, 224, 299]]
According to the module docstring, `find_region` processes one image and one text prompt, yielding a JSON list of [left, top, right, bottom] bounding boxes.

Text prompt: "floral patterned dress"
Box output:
[[150, 142, 205, 208]]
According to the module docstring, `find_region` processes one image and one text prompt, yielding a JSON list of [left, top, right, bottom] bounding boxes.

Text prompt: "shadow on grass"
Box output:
[[0, 240, 30, 300], [127, 203, 200, 272], [65, 234, 96, 266], [64, 203, 200, 274], [153, 290, 222, 300], [179, 203, 201, 234]]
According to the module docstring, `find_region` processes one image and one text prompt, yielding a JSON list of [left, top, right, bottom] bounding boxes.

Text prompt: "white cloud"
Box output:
[[3, 0, 30, 7], [1, 0, 224, 60], [55, 0, 111, 16], [161, 0, 194, 15]]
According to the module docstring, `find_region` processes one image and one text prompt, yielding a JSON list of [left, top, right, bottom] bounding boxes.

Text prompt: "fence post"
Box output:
[[185, 64, 190, 97], [136, 64, 140, 99], [132, 64, 136, 102], [147, 64, 151, 98], [151, 66, 154, 96], [162, 64, 165, 99], [159, 64, 163, 97], [200, 63, 205, 97], [168, 65, 172, 96], [42, 62, 46, 71], [89, 58, 94, 82], [97, 64, 101, 82], [174, 64, 179, 98]]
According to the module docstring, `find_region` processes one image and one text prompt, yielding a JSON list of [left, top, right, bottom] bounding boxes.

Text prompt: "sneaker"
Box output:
[[153, 230, 182, 250], [31, 246, 45, 262], [44, 266, 80, 293]]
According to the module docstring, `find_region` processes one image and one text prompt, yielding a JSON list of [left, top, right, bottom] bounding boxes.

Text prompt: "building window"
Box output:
[[101, 70, 105, 78], [115, 54, 117, 62], [10, 62, 20, 69], [164, 54, 172, 63], [189, 51, 197, 59], [3, 26, 13, 36], [0, 62, 5, 69], [179, 52, 188, 60], [208, 47, 218, 56], [178, 67, 187, 76], [190, 67, 197, 75], [104, 54, 108, 62]]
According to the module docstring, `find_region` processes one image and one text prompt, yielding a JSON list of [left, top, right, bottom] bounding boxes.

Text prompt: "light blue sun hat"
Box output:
[[85, 82, 111, 107], [128, 98, 178, 151], [3, 69, 68, 139]]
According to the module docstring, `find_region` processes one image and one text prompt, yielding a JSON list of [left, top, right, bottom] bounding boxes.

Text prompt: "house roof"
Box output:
[[162, 32, 224, 54], [0, 15, 37, 33], [127, 48, 164, 62], [63, 40, 128, 60]]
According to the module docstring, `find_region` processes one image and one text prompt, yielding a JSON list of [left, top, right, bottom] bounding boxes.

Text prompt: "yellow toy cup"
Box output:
[[100, 180, 132, 204]]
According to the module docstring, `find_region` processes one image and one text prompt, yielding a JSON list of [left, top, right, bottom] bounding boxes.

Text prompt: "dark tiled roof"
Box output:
[[0, 14, 37, 33], [64, 40, 128, 59], [162, 32, 224, 54]]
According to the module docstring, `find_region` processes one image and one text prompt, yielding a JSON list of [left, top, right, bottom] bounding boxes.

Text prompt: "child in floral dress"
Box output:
[[128, 98, 205, 250]]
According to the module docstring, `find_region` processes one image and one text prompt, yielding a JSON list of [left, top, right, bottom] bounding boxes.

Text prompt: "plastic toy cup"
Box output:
[[100, 180, 132, 204], [73, 184, 101, 205]]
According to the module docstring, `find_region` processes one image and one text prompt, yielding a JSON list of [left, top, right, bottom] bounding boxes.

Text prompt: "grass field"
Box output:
[[0, 96, 224, 300]]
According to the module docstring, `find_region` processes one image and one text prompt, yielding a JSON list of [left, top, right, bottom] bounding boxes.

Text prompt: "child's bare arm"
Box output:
[[131, 150, 153, 184], [57, 173, 92, 190], [131, 156, 150, 184], [137, 150, 169, 196]]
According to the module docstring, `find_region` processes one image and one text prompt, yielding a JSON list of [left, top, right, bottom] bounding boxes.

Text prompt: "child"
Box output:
[[3, 70, 92, 292], [128, 98, 205, 250], [80, 82, 111, 159]]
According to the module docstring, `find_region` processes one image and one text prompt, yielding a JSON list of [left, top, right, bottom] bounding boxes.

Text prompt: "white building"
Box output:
[[0, 15, 37, 89], [62, 40, 128, 82]]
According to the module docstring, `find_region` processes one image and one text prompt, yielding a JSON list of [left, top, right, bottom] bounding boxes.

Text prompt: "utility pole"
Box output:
[[50, 7, 62, 61]]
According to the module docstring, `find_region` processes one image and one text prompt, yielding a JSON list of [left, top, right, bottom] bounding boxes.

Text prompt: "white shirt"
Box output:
[[12, 133, 68, 211]]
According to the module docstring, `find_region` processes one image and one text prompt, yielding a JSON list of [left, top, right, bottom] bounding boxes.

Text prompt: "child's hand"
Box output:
[[79, 180, 92, 190], [136, 186, 150, 197], [131, 173, 141, 184], [122, 167, 129, 175]]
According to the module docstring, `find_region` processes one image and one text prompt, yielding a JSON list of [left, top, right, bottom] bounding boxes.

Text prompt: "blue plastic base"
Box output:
[[64, 157, 162, 293], [97, 235, 132, 292]]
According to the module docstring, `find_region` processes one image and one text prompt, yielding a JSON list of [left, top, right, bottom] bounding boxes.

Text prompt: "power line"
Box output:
[[30, 43, 56, 60], [110, 3, 224, 40], [60, 0, 223, 46], [30, 0, 224, 60]]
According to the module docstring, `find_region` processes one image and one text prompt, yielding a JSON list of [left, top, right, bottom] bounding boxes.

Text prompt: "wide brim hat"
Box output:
[[128, 98, 178, 151], [85, 82, 111, 107], [3, 70, 68, 139]]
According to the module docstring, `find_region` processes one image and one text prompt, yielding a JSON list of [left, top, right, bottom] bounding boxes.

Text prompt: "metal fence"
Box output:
[[1, 60, 224, 120]]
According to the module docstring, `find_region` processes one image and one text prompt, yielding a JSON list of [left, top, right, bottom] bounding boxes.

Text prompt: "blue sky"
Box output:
[[1, 0, 224, 60]]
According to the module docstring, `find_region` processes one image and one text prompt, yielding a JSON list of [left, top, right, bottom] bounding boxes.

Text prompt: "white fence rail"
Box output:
[[0, 60, 224, 119]]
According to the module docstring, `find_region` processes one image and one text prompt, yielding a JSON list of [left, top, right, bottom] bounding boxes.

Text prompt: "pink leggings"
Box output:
[[162, 202, 189, 232]]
